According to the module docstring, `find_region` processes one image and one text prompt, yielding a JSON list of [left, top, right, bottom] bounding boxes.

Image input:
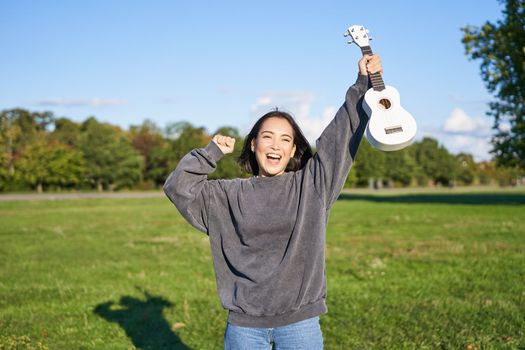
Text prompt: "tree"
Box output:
[[109, 136, 145, 190], [79, 117, 143, 191], [413, 137, 457, 186], [130, 120, 163, 159], [147, 141, 172, 187], [0, 110, 22, 176], [455, 153, 479, 185], [8, 109, 54, 147], [129, 119, 167, 187], [32, 111, 55, 132], [344, 166, 358, 188], [353, 139, 386, 188], [384, 148, 418, 187], [50, 117, 81, 147], [167, 121, 210, 169], [0, 150, 8, 191], [0, 109, 56, 180], [15, 138, 86, 192], [477, 161, 497, 185], [462, 0, 525, 170]]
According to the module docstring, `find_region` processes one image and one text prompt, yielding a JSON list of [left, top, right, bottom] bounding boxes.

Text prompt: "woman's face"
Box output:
[[251, 117, 297, 177]]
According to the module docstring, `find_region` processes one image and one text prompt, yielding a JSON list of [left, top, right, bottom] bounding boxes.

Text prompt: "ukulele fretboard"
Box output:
[[361, 46, 385, 91]]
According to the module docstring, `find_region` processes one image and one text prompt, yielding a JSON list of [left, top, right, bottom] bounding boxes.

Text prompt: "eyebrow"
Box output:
[[260, 130, 293, 139]]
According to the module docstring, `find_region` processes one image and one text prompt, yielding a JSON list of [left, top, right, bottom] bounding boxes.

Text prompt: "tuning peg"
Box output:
[[343, 31, 350, 37], [347, 40, 354, 45]]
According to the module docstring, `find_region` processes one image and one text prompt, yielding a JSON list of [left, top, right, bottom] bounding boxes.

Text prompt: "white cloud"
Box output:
[[443, 108, 491, 135], [417, 125, 493, 162], [251, 96, 274, 111], [297, 106, 337, 145], [428, 108, 495, 161], [36, 98, 127, 107], [248, 91, 337, 145], [448, 134, 492, 160], [498, 122, 511, 132]]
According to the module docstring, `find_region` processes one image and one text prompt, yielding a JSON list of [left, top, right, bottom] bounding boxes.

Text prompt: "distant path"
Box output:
[[341, 185, 524, 195], [0, 186, 522, 201], [0, 191, 165, 201]]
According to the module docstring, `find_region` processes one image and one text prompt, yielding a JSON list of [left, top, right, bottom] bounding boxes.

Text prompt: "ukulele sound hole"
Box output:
[[378, 98, 392, 110]]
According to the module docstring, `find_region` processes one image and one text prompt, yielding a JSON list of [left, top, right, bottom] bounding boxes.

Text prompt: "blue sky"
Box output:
[[1, 1, 503, 160]]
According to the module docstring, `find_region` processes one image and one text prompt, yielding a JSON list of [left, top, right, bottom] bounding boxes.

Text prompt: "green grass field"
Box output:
[[1, 189, 524, 349]]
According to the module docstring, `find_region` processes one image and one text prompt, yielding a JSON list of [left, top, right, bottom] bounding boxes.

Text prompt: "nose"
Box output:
[[270, 141, 280, 150]]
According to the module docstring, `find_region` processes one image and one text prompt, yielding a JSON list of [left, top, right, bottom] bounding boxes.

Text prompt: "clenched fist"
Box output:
[[358, 54, 382, 76], [212, 134, 236, 155]]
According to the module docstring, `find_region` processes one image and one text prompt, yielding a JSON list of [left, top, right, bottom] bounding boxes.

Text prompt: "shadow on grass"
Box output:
[[338, 192, 525, 205], [94, 288, 192, 350]]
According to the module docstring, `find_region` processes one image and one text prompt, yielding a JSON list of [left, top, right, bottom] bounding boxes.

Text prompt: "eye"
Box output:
[[283, 138, 291, 143], [263, 135, 271, 139]]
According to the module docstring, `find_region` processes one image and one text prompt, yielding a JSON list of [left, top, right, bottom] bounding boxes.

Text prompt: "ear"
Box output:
[[291, 144, 296, 158], [251, 139, 255, 152]]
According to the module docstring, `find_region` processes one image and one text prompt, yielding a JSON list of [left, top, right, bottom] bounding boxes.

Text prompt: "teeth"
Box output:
[[267, 154, 281, 159]]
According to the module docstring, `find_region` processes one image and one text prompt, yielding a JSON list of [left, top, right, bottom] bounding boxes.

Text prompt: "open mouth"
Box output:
[[266, 153, 281, 165]]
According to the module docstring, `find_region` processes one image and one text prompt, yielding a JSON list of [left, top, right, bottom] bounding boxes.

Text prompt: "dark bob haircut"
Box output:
[[237, 110, 313, 176]]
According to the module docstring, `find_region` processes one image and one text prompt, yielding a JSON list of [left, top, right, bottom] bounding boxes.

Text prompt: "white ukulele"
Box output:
[[344, 25, 417, 152]]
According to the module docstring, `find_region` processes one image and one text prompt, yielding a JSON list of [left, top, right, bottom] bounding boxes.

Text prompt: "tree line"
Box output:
[[461, 0, 524, 171], [0, 108, 521, 193]]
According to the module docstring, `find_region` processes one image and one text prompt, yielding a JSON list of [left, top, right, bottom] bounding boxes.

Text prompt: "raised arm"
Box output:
[[163, 136, 234, 234], [307, 54, 382, 208]]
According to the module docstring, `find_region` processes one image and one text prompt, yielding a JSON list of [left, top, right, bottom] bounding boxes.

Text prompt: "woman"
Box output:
[[164, 54, 382, 349]]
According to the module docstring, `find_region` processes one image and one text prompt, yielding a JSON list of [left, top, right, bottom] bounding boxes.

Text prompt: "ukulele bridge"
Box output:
[[385, 126, 403, 134]]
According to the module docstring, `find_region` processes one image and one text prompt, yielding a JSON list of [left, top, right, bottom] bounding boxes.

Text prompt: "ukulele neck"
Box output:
[[361, 46, 385, 91]]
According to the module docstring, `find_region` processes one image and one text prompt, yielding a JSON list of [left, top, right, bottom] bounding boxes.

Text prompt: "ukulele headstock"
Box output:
[[343, 25, 371, 47]]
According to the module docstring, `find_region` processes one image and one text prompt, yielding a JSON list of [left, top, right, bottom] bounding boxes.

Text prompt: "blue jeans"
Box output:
[[224, 316, 323, 350]]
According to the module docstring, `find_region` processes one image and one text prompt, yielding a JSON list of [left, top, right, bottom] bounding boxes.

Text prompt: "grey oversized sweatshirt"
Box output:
[[163, 73, 369, 328]]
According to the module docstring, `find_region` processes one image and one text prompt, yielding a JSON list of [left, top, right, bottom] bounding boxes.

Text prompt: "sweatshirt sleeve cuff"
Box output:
[[205, 140, 225, 163], [355, 73, 370, 94]]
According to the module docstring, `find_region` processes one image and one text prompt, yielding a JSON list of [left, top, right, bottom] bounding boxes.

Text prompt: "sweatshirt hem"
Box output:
[[226, 299, 327, 328]]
